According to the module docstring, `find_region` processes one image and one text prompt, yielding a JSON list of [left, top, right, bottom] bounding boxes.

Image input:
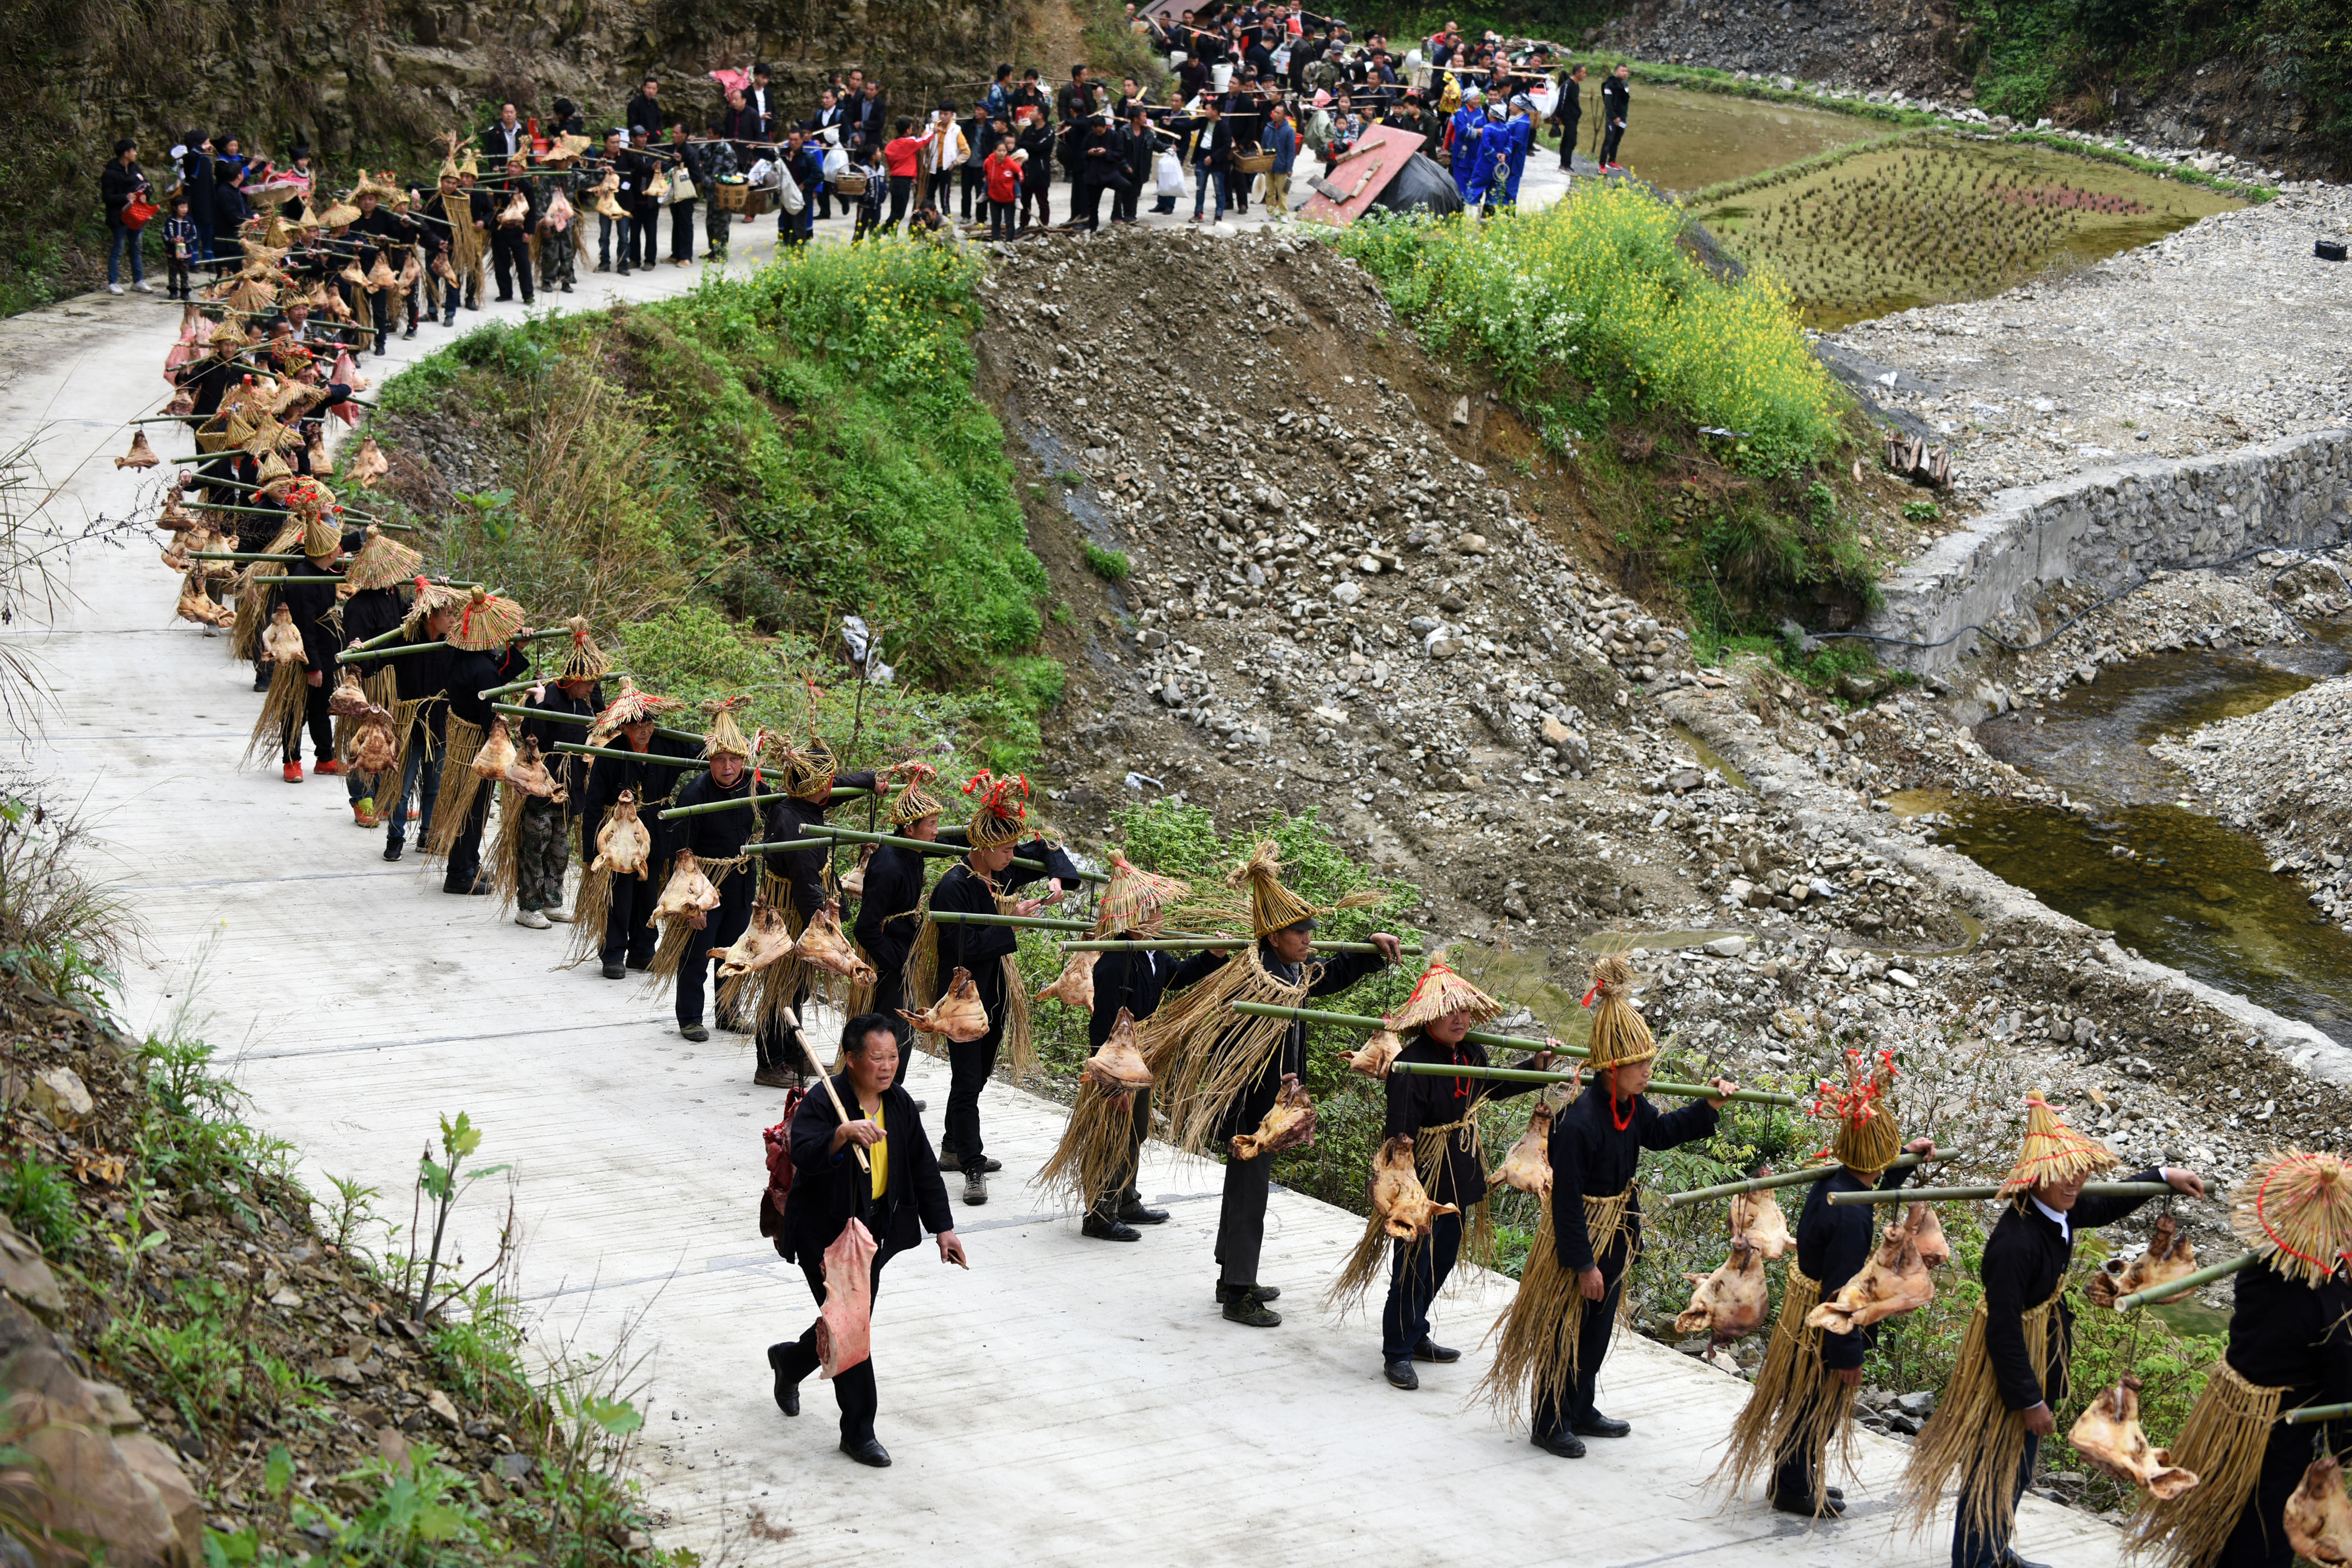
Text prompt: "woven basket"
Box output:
[[714, 180, 748, 212], [1234, 151, 1276, 174], [833, 170, 870, 196]]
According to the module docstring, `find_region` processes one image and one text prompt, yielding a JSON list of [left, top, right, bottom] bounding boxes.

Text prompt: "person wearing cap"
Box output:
[[663, 698, 759, 1032], [1722, 1049, 1935, 1518], [850, 766, 944, 1089], [1902, 1094, 2203, 1568], [697, 119, 740, 260], [1481, 955, 1736, 1458], [436, 610, 530, 897], [1500, 93, 1538, 205], [2130, 1149, 2351, 1568], [1343, 958, 1554, 1388], [1137, 842, 1402, 1325], [923, 772, 1060, 1204]]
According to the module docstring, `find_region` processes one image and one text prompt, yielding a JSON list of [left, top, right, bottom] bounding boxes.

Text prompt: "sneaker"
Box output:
[[1383, 1358, 1418, 1389], [134, 280, 155, 293], [1214, 1281, 1281, 1305], [281, 761, 305, 783], [680, 1023, 710, 1042], [1221, 1290, 1281, 1328], [961, 1169, 988, 1205], [383, 841, 403, 862], [352, 800, 377, 828], [109, 283, 124, 295], [315, 758, 343, 776], [546, 907, 575, 922], [403, 326, 417, 339], [515, 909, 551, 929]]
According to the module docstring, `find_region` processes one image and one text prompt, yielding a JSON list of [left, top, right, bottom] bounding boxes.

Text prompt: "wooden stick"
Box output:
[[1231, 999, 1577, 1058], [792, 1024, 870, 1175], [1388, 1059, 1797, 1108], [798, 821, 1106, 883], [189, 551, 305, 563], [1071, 937, 1424, 955], [1827, 1183, 2176, 1205], [2283, 1399, 2352, 1425], [928, 911, 1094, 932], [1664, 1152, 1941, 1208], [2114, 1251, 2253, 1312]]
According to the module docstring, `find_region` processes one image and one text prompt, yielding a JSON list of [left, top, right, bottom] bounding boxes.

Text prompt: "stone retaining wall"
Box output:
[[1862, 430, 2352, 674]]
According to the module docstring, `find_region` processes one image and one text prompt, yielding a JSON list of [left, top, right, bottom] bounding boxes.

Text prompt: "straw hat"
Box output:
[[1226, 838, 1382, 937], [700, 695, 753, 760], [774, 735, 841, 801], [1811, 1047, 1901, 1175], [1383, 952, 1502, 1034], [556, 614, 611, 684], [1094, 850, 1190, 934], [888, 762, 946, 827], [1582, 954, 1657, 1072], [444, 587, 527, 653], [1997, 1093, 2121, 1197], [339, 526, 423, 592], [593, 677, 682, 733], [401, 576, 473, 631], [317, 199, 362, 227], [960, 770, 1030, 849], [2230, 1149, 2352, 1286], [300, 510, 342, 561]]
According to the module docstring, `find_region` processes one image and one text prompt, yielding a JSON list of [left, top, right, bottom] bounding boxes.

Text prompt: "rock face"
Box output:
[[0, 1235, 203, 1566]]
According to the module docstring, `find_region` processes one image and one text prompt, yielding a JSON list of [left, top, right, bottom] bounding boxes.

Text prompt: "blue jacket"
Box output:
[[1464, 114, 1512, 203], [1267, 121, 1298, 174], [1501, 116, 1534, 202]]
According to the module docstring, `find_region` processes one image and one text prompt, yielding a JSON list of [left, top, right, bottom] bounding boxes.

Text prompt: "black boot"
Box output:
[[1118, 1200, 1170, 1225], [1570, 1411, 1632, 1439], [1214, 1281, 1279, 1305], [1533, 1429, 1587, 1459], [1412, 1337, 1461, 1363], [1081, 1211, 1141, 1242], [1383, 1358, 1418, 1389], [765, 1343, 801, 1416]]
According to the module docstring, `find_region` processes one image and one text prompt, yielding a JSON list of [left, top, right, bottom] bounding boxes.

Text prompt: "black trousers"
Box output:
[[942, 965, 1005, 1172], [1214, 1148, 1274, 1289], [772, 1231, 900, 1443], [882, 175, 914, 232], [1111, 179, 1140, 223], [1070, 177, 1109, 230], [633, 205, 660, 265], [924, 170, 954, 213], [282, 676, 332, 764], [1599, 121, 1626, 166], [2214, 1424, 2319, 1568], [441, 782, 492, 894], [1558, 118, 1580, 169], [1951, 1432, 2039, 1568], [600, 868, 662, 967], [670, 202, 697, 260], [492, 229, 533, 302], [1092, 1088, 1150, 1218], [1770, 1373, 1844, 1508], [1532, 1227, 1631, 1439], [753, 956, 816, 1074], [674, 875, 753, 1026], [959, 165, 984, 219], [1380, 1208, 1464, 1360]]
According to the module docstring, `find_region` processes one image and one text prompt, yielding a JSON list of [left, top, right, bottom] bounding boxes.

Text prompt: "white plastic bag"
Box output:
[[1155, 149, 1185, 196], [779, 168, 807, 215]]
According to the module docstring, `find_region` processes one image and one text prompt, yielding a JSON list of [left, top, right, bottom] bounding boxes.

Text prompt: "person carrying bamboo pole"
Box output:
[[262, 502, 349, 785], [768, 1012, 966, 1469], [1480, 954, 1735, 1457], [659, 698, 758, 1039], [509, 618, 607, 925], [1721, 1048, 1935, 1517], [571, 680, 695, 975], [379, 580, 467, 863], [850, 765, 947, 1085], [1902, 1095, 2205, 1568], [1135, 841, 1402, 1327], [428, 591, 530, 897], [2130, 1149, 2351, 1568], [1330, 955, 1553, 1390], [333, 526, 420, 828]]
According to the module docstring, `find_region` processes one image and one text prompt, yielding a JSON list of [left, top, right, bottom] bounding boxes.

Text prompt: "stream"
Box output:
[[1910, 626, 2352, 1048]]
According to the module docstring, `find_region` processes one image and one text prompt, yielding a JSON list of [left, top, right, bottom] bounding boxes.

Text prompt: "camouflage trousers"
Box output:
[[517, 797, 570, 912]]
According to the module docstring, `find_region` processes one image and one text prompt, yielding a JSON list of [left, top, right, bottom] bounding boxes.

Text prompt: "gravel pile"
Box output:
[[2154, 671, 2352, 925], [1828, 183, 2352, 499]]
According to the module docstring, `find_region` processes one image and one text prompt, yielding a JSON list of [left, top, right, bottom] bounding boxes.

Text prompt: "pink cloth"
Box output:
[[709, 67, 751, 95], [814, 1216, 878, 1378]]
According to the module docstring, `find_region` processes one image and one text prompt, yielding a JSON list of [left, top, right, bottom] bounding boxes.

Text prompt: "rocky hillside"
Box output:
[[1594, 0, 2346, 178]]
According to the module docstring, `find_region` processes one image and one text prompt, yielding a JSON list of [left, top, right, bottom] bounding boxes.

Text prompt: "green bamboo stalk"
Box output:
[[660, 791, 792, 820], [741, 838, 843, 855], [337, 641, 446, 664], [552, 741, 712, 765], [798, 821, 1106, 882], [1231, 999, 1579, 1058], [2284, 1400, 2352, 1426], [1070, 937, 1425, 955], [1387, 1059, 1796, 1108], [189, 551, 305, 563], [1665, 1152, 1941, 1209], [929, 911, 1094, 932], [2114, 1252, 2253, 1312], [487, 705, 706, 748], [1826, 1183, 2176, 1205], [349, 623, 412, 653]]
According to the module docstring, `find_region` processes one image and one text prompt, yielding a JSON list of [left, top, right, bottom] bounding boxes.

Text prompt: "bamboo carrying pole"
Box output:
[[337, 641, 447, 664], [1070, 937, 1426, 955], [929, 910, 1095, 932], [741, 838, 843, 855], [1387, 1059, 1798, 1108], [553, 741, 721, 765], [2284, 1400, 2352, 1426], [487, 704, 709, 750], [1665, 1152, 1943, 1208], [799, 821, 1109, 884], [1230, 999, 1576, 1057], [1828, 1183, 2177, 1205], [659, 791, 794, 821], [2114, 1251, 2254, 1312], [189, 551, 305, 563]]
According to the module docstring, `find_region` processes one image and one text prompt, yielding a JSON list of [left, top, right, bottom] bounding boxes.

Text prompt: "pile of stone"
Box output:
[[2154, 670, 2352, 926]]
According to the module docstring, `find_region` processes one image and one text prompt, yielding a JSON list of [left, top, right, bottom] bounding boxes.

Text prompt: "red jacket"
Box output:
[[984, 151, 1023, 202], [883, 135, 926, 178]]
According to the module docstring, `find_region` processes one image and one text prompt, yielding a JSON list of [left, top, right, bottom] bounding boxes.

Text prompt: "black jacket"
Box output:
[[582, 733, 701, 850], [339, 586, 406, 652], [666, 768, 760, 860], [389, 628, 454, 735], [625, 93, 666, 138], [481, 122, 528, 161], [928, 861, 1012, 989], [1088, 944, 1181, 1050], [269, 563, 342, 676], [1601, 75, 1630, 126], [1794, 1165, 1915, 1370], [781, 1074, 953, 1264], [2224, 1259, 2352, 1432], [1548, 1086, 1719, 1273], [760, 771, 880, 919], [1979, 1169, 2165, 1412], [517, 682, 602, 800], [1384, 1032, 1539, 1209], [100, 160, 147, 220], [1164, 941, 1391, 1143], [852, 843, 929, 976]]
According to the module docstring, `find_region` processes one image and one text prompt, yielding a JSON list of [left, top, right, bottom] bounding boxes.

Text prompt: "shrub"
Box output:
[[1081, 541, 1131, 580], [1334, 186, 1849, 475], [0, 1155, 82, 1257]]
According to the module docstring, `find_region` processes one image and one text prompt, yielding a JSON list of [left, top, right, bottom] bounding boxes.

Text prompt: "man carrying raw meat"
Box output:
[[769, 1013, 966, 1467]]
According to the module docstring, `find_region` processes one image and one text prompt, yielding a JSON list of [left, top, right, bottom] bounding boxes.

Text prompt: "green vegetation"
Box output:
[[1081, 541, 1132, 581], [0, 1154, 84, 1256], [372, 240, 1061, 767]]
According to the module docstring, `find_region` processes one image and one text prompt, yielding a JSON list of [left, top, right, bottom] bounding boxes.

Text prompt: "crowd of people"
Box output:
[[96, 10, 1653, 295], [111, 18, 2346, 1556]]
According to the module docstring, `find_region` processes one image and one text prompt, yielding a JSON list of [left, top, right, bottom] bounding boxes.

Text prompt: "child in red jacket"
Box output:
[[983, 119, 1022, 242]]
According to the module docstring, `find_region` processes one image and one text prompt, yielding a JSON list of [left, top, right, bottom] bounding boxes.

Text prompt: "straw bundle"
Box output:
[[1900, 1289, 2064, 1542], [422, 716, 486, 860], [1476, 1188, 1632, 1428], [1718, 1264, 1858, 1514]]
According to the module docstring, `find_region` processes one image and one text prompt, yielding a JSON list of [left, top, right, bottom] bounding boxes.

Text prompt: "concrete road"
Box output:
[[1, 198, 2122, 1567]]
